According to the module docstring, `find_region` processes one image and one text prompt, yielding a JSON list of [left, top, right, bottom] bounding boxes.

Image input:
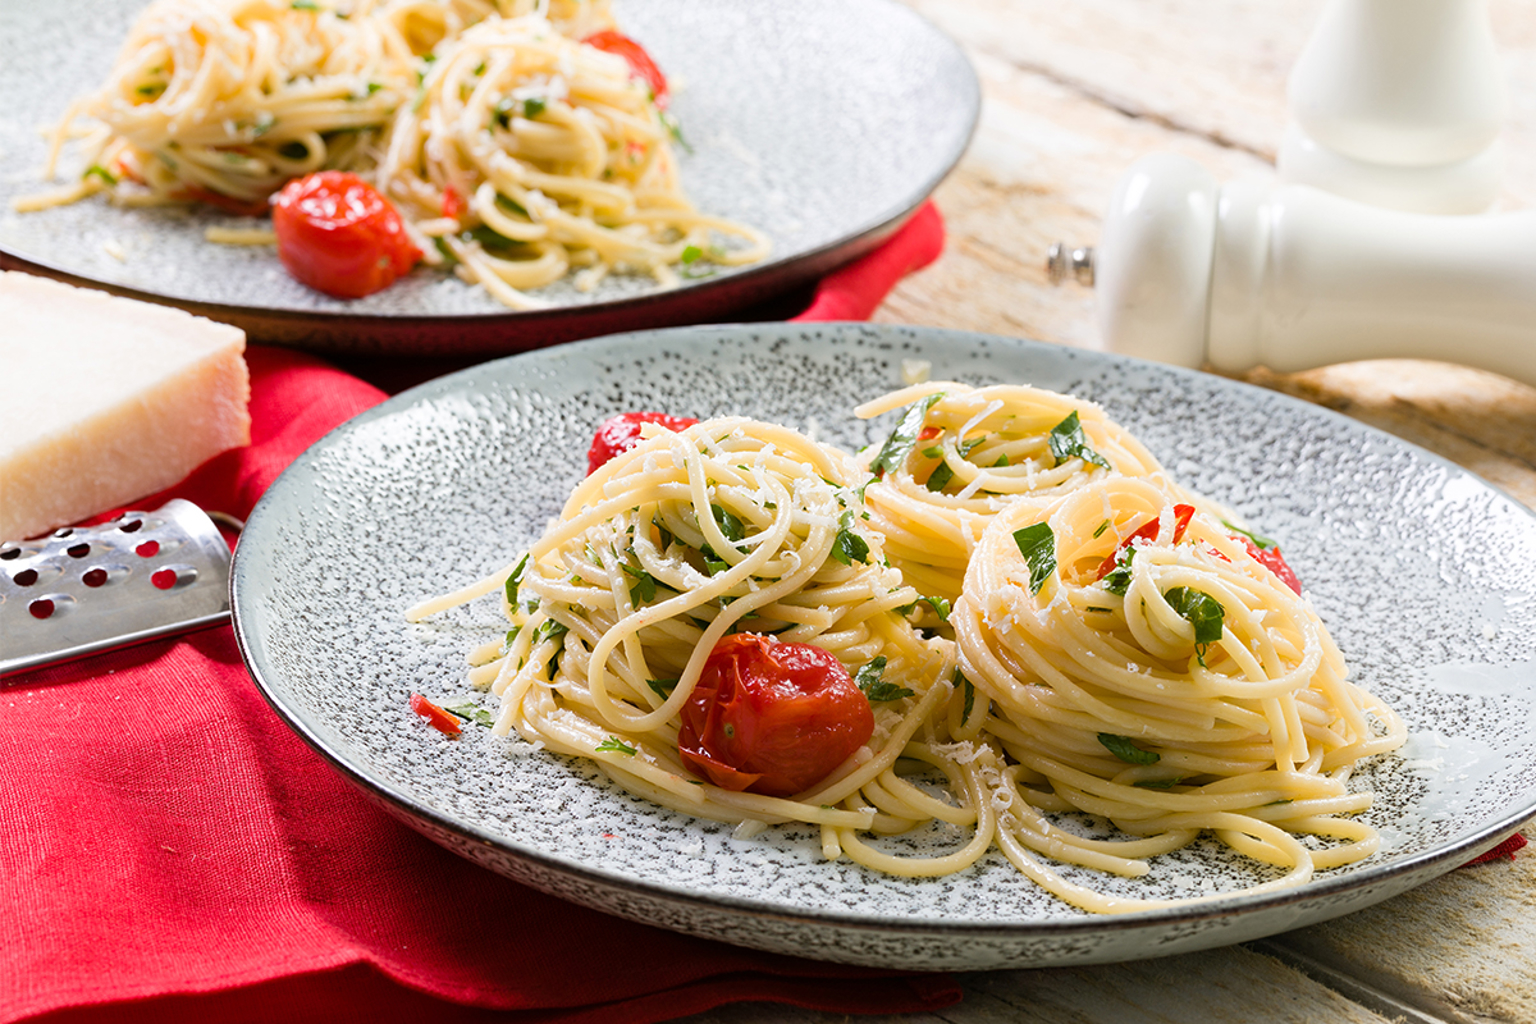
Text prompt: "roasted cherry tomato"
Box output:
[[409, 692, 462, 737], [587, 411, 699, 474], [1240, 538, 1303, 594], [271, 171, 421, 299], [676, 634, 874, 798], [1096, 504, 1195, 580], [583, 30, 669, 107]]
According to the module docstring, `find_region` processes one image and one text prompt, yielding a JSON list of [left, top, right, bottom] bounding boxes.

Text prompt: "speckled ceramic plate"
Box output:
[[0, 0, 975, 354], [231, 324, 1536, 969]]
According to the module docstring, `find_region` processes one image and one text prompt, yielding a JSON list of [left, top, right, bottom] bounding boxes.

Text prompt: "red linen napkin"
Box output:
[[0, 209, 955, 1024]]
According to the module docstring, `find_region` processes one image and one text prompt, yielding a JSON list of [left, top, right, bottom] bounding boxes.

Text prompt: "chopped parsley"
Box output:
[[82, 164, 117, 186], [1093, 519, 1111, 538], [925, 460, 954, 492], [830, 509, 871, 566], [291, 0, 320, 9], [531, 618, 569, 648], [647, 678, 679, 700], [1048, 411, 1111, 470], [898, 594, 951, 621], [595, 736, 636, 755], [1133, 777, 1184, 789], [503, 553, 530, 606], [522, 96, 546, 118], [1098, 733, 1160, 765], [994, 453, 1010, 467], [957, 668, 976, 719], [1101, 547, 1135, 596], [958, 435, 987, 457], [869, 393, 944, 478], [856, 656, 913, 703], [445, 703, 494, 728], [1163, 586, 1225, 665], [619, 561, 657, 605], [711, 503, 746, 545], [1011, 523, 1056, 595]]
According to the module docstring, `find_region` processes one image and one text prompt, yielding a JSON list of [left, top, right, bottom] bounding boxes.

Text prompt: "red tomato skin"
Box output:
[[271, 171, 421, 299], [583, 30, 669, 107], [1242, 538, 1304, 594], [587, 411, 699, 474], [1096, 504, 1195, 580], [677, 634, 875, 798], [409, 692, 462, 736]]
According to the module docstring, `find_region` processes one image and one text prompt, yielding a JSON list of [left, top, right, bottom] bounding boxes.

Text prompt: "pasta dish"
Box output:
[[406, 384, 1407, 915], [17, 0, 768, 306]]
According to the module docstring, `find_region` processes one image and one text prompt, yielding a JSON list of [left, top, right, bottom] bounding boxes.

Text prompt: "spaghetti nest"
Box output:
[[856, 382, 1167, 608], [950, 474, 1406, 912], [378, 13, 770, 307], [408, 417, 964, 856], [21, 0, 422, 213]]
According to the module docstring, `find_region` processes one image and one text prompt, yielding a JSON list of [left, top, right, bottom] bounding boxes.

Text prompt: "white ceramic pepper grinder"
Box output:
[[1046, 153, 1536, 390], [1278, 0, 1507, 214]]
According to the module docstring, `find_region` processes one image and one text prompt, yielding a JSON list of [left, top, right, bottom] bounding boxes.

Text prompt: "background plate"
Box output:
[[0, 0, 976, 354], [231, 324, 1536, 969]]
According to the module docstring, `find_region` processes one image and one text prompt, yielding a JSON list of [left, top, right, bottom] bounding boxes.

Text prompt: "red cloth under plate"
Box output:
[[0, 204, 959, 1024]]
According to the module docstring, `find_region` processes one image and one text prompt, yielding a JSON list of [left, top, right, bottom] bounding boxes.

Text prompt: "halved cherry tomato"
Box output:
[[441, 184, 466, 220], [676, 634, 874, 798], [1096, 504, 1195, 580], [1241, 538, 1303, 594], [409, 692, 462, 737], [271, 171, 421, 299], [583, 30, 669, 107], [587, 411, 699, 474]]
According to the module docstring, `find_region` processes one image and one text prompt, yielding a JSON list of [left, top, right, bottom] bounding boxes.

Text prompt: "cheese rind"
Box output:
[[1, 273, 251, 540]]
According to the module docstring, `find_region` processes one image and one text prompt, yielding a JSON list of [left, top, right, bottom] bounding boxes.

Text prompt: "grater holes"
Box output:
[[136, 540, 160, 558], [151, 564, 197, 591], [117, 516, 144, 533], [28, 594, 73, 620], [1, 544, 20, 560], [66, 543, 91, 559], [12, 568, 39, 587]]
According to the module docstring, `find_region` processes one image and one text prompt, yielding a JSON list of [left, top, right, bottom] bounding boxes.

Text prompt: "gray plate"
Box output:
[[230, 324, 1536, 969], [0, 0, 976, 354]]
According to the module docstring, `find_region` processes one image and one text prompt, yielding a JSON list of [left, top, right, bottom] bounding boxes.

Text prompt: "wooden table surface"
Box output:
[[684, 2, 1536, 1022]]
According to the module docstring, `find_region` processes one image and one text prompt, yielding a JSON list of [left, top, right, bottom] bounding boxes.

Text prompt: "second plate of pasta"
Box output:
[[231, 323, 1536, 968]]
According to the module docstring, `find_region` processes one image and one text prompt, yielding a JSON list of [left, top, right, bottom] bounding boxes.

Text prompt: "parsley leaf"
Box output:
[[1012, 523, 1056, 595], [1098, 733, 1160, 764], [647, 678, 679, 700], [830, 509, 871, 566], [869, 393, 944, 478], [899, 594, 951, 621], [503, 553, 530, 606], [522, 96, 546, 118], [1222, 519, 1275, 550], [596, 736, 636, 755], [856, 656, 914, 703], [1047, 411, 1111, 470], [958, 435, 987, 458], [1134, 777, 1184, 789], [1101, 547, 1135, 596], [445, 703, 494, 728], [1093, 519, 1111, 538], [711, 503, 745, 545], [926, 460, 954, 492], [83, 164, 117, 186], [1163, 586, 1225, 665], [957, 668, 976, 719], [619, 561, 657, 605], [531, 619, 569, 648]]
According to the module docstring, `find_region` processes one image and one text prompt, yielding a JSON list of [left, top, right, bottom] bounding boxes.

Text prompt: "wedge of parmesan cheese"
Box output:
[[1, 273, 251, 540]]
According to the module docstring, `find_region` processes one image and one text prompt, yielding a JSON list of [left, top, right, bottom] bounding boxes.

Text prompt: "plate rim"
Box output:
[[229, 322, 1536, 951]]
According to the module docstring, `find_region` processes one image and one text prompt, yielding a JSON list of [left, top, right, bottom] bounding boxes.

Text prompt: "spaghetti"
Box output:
[[856, 382, 1167, 608], [408, 400, 1407, 912], [18, 0, 767, 306], [950, 475, 1406, 912]]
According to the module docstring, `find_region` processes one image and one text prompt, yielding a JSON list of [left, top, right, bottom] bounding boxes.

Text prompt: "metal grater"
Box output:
[[1, 500, 234, 678]]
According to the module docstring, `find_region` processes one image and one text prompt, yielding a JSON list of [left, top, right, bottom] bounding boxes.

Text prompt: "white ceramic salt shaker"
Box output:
[[1047, 153, 1536, 388], [1278, 0, 1507, 213]]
